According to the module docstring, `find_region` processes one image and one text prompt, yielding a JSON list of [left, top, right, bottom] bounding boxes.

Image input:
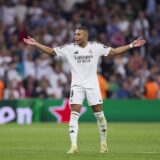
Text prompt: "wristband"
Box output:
[[129, 43, 133, 49]]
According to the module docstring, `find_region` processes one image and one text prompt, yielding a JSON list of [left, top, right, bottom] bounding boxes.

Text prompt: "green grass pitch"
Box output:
[[0, 122, 160, 160]]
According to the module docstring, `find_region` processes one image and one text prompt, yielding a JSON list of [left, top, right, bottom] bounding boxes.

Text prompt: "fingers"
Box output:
[[139, 40, 146, 45], [132, 38, 146, 47], [23, 36, 31, 42], [142, 39, 146, 43], [137, 37, 142, 40], [23, 38, 32, 44], [135, 38, 146, 45], [137, 38, 146, 43], [23, 38, 27, 43], [26, 36, 34, 41], [27, 36, 32, 39]]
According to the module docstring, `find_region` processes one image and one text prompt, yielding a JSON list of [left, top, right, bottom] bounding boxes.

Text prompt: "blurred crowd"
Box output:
[[0, 0, 160, 100]]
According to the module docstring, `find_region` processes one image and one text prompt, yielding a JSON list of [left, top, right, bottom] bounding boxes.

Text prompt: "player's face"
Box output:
[[75, 29, 88, 46]]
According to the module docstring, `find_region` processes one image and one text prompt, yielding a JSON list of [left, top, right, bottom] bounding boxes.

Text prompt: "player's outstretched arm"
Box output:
[[23, 36, 55, 55], [109, 38, 146, 56]]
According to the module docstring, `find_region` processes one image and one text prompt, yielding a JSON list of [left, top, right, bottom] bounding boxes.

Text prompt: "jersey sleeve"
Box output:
[[97, 43, 111, 57], [54, 44, 69, 57]]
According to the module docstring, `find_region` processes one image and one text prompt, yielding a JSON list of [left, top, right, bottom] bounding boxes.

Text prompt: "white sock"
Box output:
[[94, 111, 107, 144], [69, 111, 80, 146]]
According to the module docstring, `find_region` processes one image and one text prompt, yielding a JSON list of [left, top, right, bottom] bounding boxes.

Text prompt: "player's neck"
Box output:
[[79, 41, 88, 48]]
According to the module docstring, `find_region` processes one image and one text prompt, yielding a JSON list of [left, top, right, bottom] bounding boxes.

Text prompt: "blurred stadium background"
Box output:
[[0, 0, 160, 101], [0, 0, 160, 159]]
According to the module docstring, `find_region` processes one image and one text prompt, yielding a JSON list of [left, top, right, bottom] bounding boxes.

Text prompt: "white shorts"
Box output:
[[69, 85, 103, 106]]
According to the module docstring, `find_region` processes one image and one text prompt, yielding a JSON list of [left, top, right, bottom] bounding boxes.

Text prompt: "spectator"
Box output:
[[15, 0, 28, 23], [23, 53, 36, 78], [0, 79, 4, 99], [2, 1, 16, 26], [36, 77, 54, 98], [133, 11, 150, 40], [98, 73, 108, 99], [4, 80, 19, 99], [49, 61, 68, 98], [115, 80, 132, 99], [144, 76, 159, 99], [24, 75, 37, 98], [0, 0, 159, 99], [36, 53, 52, 80]]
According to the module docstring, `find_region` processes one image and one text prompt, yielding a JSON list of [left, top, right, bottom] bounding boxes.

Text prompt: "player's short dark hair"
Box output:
[[76, 25, 89, 33]]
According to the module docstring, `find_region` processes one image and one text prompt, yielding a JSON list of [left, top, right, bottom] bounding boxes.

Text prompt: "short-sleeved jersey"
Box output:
[[54, 42, 111, 88]]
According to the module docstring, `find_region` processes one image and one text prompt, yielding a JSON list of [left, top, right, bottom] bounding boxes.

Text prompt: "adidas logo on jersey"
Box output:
[[74, 51, 79, 54]]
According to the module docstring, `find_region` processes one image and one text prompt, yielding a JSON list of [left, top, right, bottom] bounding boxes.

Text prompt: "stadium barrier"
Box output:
[[0, 99, 160, 124]]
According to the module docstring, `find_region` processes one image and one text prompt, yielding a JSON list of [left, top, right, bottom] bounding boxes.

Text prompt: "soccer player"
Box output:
[[23, 26, 145, 153]]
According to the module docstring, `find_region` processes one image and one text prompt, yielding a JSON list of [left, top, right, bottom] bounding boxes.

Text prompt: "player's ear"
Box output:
[[86, 32, 89, 38], [84, 31, 89, 39]]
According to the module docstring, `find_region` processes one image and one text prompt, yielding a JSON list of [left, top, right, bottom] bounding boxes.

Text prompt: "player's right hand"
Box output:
[[23, 36, 38, 46]]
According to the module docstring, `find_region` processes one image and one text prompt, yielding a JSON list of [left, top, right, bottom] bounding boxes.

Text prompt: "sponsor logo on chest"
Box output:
[[73, 49, 93, 63]]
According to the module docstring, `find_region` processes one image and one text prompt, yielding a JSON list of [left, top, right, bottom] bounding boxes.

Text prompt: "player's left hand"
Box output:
[[132, 38, 146, 48]]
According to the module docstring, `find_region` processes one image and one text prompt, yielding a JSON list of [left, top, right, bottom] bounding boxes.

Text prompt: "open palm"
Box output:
[[23, 36, 37, 45], [132, 38, 146, 47]]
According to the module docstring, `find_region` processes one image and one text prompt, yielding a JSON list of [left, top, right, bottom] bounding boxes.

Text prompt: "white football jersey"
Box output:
[[54, 42, 111, 88]]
